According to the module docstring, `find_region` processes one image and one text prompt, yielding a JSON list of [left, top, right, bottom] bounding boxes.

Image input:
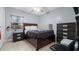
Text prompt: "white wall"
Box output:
[[38, 24, 49, 30], [5, 7, 40, 40], [40, 7, 76, 34], [0, 8, 5, 48]]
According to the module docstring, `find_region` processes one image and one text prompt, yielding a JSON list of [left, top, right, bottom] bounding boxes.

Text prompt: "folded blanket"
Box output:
[[61, 39, 73, 46]]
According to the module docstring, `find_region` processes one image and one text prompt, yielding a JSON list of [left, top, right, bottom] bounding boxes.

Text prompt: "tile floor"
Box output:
[[0, 40, 54, 51]]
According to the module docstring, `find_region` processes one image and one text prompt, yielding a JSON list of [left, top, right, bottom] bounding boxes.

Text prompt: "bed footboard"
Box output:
[[26, 35, 55, 51]]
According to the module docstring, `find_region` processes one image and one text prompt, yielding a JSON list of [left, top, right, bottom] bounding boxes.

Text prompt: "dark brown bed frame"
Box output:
[[23, 23, 55, 51]]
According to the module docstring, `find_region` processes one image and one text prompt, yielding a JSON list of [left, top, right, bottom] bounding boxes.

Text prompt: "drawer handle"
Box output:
[[63, 25, 68, 27], [63, 29, 68, 31], [63, 36, 67, 39], [63, 33, 68, 35], [17, 34, 21, 36], [17, 37, 21, 39]]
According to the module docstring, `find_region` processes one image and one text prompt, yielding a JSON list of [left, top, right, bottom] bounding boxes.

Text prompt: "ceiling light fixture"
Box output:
[[33, 7, 41, 12], [32, 7, 49, 15]]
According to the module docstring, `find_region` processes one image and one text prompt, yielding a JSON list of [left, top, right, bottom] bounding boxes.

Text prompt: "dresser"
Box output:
[[13, 29, 23, 42], [57, 22, 76, 42]]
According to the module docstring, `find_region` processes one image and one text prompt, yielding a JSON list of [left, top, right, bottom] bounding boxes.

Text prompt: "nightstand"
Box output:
[[13, 32, 23, 42]]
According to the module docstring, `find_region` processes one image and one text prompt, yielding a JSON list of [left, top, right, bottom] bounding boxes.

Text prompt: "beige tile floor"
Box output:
[[0, 40, 54, 51]]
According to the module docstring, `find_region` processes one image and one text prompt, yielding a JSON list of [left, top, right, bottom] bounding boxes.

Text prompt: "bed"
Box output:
[[23, 23, 55, 51]]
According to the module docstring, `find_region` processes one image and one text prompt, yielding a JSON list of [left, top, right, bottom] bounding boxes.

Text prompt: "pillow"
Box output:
[[30, 26, 37, 30], [74, 41, 78, 50], [25, 26, 31, 30], [61, 39, 73, 46], [25, 26, 37, 30], [25, 26, 31, 34]]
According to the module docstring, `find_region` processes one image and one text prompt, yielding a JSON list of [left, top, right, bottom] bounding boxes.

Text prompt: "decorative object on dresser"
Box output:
[[57, 22, 76, 43], [13, 29, 23, 42]]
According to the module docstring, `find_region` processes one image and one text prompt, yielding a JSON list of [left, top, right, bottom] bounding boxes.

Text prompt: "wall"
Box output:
[[38, 24, 49, 30], [40, 7, 76, 35], [5, 7, 40, 40], [0, 8, 5, 48]]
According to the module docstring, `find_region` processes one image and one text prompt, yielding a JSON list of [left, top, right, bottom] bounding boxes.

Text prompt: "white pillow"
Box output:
[[25, 26, 37, 30], [61, 39, 73, 46], [74, 41, 78, 50], [25, 26, 31, 34], [30, 26, 37, 30], [25, 26, 31, 30], [33, 26, 37, 30]]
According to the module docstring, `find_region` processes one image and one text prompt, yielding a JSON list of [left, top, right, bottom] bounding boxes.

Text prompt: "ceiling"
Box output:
[[13, 7, 58, 16]]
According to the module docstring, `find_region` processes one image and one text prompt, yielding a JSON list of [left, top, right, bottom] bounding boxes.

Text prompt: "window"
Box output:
[[11, 15, 24, 23]]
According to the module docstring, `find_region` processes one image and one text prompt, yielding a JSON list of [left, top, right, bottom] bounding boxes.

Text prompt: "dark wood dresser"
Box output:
[[13, 31, 23, 42], [57, 22, 76, 42]]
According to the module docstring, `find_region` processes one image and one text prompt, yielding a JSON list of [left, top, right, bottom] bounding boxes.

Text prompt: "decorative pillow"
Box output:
[[61, 39, 73, 46]]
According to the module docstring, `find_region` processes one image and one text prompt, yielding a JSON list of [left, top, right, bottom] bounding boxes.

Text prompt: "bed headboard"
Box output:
[[23, 23, 38, 29], [23, 23, 37, 26]]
